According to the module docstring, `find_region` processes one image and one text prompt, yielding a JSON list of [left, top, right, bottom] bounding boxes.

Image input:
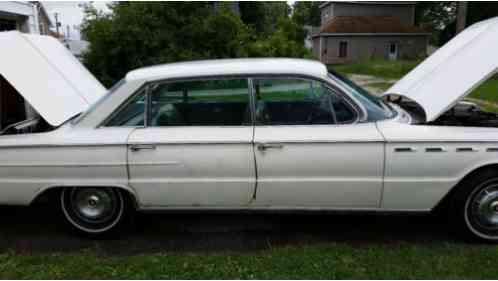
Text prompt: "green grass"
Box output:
[[365, 82, 394, 92], [331, 59, 422, 79], [332, 59, 498, 109], [469, 79, 498, 103], [2, 243, 498, 279]]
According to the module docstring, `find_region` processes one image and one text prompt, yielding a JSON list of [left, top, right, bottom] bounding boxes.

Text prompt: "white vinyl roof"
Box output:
[[125, 58, 329, 82], [0, 31, 106, 126], [384, 17, 498, 122]]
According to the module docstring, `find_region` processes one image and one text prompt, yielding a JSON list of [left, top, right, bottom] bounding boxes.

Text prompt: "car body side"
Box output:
[[1, 73, 498, 212]]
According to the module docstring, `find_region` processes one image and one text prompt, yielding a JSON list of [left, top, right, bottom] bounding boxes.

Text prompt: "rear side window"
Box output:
[[253, 78, 356, 125], [149, 78, 250, 126]]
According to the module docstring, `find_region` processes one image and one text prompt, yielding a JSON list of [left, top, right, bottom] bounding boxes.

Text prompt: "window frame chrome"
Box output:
[[99, 73, 366, 129]]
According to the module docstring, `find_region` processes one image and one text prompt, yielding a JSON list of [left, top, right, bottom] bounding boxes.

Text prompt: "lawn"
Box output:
[[332, 60, 498, 111], [332, 59, 422, 79], [2, 243, 498, 279]]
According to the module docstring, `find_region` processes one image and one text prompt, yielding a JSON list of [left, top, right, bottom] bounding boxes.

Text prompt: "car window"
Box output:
[[328, 71, 395, 121], [149, 78, 250, 126], [105, 88, 146, 127], [253, 78, 356, 125]]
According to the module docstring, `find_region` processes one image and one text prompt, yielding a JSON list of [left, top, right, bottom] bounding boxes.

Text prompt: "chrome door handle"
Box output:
[[257, 143, 283, 151], [130, 144, 156, 152]]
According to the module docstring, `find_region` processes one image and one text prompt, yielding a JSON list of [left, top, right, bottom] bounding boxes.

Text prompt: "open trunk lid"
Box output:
[[383, 17, 498, 122], [0, 31, 106, 126]]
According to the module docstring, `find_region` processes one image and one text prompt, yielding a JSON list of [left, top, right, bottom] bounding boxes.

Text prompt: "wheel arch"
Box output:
[[434, 162, 498, 212], [30, 184, 140, 209]]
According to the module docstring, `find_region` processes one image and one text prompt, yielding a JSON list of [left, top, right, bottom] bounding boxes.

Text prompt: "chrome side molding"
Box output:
[[425, 147, 446, 152], [394, 147, 416, 152], [456, 147, 478, 152]]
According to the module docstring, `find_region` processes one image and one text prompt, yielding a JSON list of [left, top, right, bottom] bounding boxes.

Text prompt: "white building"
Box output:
[[0, 2, 51, 34]]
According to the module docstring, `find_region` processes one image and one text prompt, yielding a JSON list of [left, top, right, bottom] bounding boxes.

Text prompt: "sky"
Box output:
[[42, 1, 111, 40]]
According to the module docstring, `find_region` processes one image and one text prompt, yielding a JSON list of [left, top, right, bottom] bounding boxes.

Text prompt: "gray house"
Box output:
[[312, 1, 430, 64]]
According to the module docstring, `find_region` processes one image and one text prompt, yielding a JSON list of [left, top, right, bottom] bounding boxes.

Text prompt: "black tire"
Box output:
[[450, 168, 498, 242], [60, 186, 134, 238]]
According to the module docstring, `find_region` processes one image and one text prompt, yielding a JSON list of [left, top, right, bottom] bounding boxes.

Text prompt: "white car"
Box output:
[[1, 17, 498, 240]]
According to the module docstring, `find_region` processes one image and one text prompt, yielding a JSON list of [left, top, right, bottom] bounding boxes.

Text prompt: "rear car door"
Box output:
[[106, 77, 256, 208], [251, 77, 385, 208]]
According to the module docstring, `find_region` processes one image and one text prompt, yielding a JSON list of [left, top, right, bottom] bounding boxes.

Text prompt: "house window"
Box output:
[[339, 41, 348, 58]]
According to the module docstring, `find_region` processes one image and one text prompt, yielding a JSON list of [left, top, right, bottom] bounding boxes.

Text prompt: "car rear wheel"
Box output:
[[60, 187, 131, 236], [451, 168, 498, 242]]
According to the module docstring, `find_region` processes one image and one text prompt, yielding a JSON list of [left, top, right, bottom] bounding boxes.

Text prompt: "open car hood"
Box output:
[[0, 31, 106, 126], [383, 17, 498, 122]]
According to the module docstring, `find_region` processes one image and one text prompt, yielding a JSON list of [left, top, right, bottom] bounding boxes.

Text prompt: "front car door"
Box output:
[[105, 77, 256, 208], [251, 77, 385, 208]]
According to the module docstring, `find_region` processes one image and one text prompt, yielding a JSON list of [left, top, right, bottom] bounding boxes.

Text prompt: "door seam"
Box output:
[[375, 121, 388, 209]]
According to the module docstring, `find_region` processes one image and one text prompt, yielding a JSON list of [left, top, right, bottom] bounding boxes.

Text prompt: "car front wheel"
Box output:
[[452, 168, 498, 242], [60, 186, 131, 236]]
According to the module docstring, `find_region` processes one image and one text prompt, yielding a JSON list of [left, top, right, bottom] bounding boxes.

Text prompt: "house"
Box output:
[[0, 1, 52, 129], [0, 2, 51, 34], [312, 1, 430, 64]]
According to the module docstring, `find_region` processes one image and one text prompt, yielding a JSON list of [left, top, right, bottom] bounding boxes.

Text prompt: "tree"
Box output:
[[415, 2, 457, 45], [437, 2, 498, 46], [82, 2, 250, 86], [466, 2, 498, 26], [239, 1, 290, 35], [82, 2, 310, 86], [292, 1, 322, 27], [247, 17, 311, 58]]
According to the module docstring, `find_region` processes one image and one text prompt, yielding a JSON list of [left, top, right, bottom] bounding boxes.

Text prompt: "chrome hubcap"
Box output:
[[471, 184, 498, 229], [72, 188, 116, 222]]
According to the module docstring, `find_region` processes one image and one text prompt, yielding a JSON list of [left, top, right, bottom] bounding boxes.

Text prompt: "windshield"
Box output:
[[71, 79, 125, 125], [328, 70, 395, 121]]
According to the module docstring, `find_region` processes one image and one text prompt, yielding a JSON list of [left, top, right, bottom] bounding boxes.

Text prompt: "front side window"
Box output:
[[253, 78, 356, 125], [105, 87, 146, 127], [328, 70, 395, 121], [149, 78, 250, 126]]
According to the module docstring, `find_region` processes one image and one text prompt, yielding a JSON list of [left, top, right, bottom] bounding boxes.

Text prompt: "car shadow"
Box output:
[[0, 204, 462, 255]]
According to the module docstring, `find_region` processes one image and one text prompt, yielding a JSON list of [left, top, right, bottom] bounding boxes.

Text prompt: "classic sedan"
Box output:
[[1, 17, 498, 240]]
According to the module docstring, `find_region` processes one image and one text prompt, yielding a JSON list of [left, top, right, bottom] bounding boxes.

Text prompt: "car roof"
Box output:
[[125, 58, 328, 82]]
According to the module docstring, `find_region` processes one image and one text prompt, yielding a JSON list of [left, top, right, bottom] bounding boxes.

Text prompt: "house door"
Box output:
[[388, 43, 398, 60]]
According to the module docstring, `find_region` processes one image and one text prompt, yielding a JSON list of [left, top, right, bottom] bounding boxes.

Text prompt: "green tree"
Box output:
[[415, 2, 457, 45], [467, 2, 498, 26], [82, 2, 250, 86], [247, 17, 310, 58], [292, 1, 322, 27], [82, 2, 310, 86], [239, 1, 290, 35]]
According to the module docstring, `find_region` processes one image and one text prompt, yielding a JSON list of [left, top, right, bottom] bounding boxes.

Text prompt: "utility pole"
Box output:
[[54, 12, 61, 36], [456, 2, 468, 34]]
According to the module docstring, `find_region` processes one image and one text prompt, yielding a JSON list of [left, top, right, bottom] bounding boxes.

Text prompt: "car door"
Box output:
[[108, 77, 256, 208], [251, 77, 385, 208]]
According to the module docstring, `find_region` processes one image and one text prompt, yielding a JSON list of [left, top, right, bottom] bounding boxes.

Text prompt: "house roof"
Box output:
[[318, 16, 429, 35]]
